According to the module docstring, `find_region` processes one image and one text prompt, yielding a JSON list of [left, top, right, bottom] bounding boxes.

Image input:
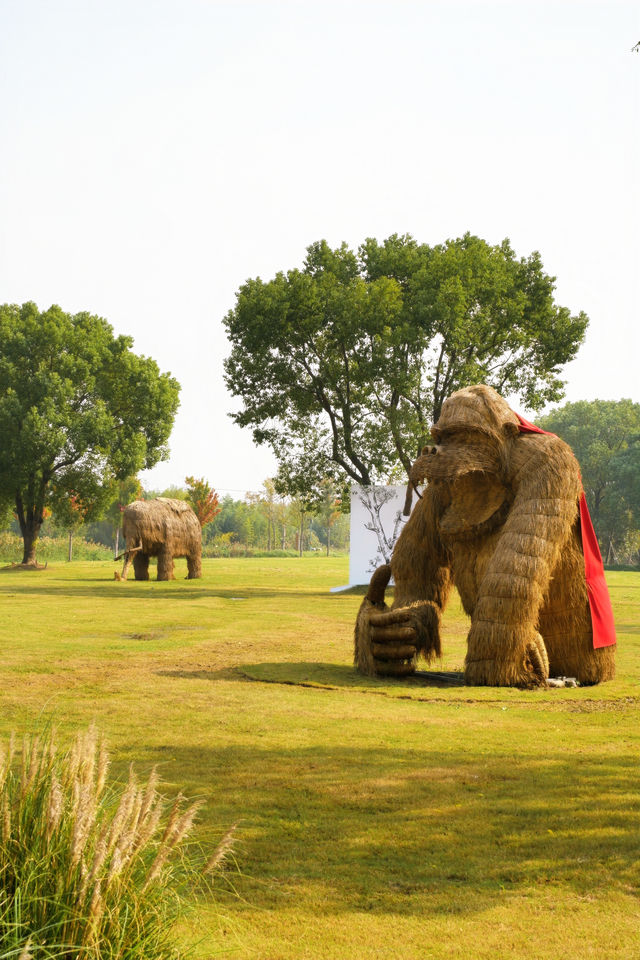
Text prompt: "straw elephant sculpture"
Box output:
[[118, 498, 202, 581], [354, 385, 616, 687]]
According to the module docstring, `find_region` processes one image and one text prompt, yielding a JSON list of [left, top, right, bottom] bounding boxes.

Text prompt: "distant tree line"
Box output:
[[2, 398, 638, 566], [129, 478, 350, 557], [539, 399, 640, 567], [0, 478, 350, 561], [2, 287, 637, 569]]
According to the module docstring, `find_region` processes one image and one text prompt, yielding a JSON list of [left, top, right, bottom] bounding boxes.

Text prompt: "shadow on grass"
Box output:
[[157, 663, 466, 691], [157, 661, 640, 707], [139, 738, 640, 918], [0, 581, 353, 602], [246, 662, 467, 689]]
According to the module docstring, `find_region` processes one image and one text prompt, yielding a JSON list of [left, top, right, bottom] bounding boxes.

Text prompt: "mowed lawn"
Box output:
[[0, 558, 639, 960]]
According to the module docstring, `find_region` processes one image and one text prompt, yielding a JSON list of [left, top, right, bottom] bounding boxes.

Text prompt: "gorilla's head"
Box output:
[[407, 385, 521, 539], [410, 384, 520, 487]]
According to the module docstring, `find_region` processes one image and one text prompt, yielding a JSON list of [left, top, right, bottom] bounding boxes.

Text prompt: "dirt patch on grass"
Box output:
[[562, 696, 640, 712]]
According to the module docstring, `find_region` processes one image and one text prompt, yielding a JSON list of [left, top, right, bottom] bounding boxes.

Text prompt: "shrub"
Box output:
[[202, 542, 322, 559], [0, 728, 236, 959], [0, 534, 113, 564]]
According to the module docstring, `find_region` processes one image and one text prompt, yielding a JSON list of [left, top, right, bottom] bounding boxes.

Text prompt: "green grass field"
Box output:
[[0, 558, 639, 959]]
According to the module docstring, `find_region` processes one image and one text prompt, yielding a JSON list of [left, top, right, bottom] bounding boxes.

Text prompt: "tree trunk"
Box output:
[[114, 526, 120, 559], [281, 523, 286, 550], [16, 489, 45, 566], [299, 514, 304, 557], [326, 526, 330, 557], [21, 523, 40, 566], [68, 530, 73, 562]]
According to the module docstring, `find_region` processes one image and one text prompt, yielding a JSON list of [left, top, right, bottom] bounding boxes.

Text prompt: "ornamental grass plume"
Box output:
[[0, 727, 235, 959]]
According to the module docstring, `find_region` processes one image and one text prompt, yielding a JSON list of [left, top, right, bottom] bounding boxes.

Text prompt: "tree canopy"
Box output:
[[539, 399, 640, 563], [224, 233, 588, 489], [0, 302, 180, 564]]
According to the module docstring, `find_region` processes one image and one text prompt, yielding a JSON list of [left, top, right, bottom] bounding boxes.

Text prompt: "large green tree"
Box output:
[[539, 399, 640, 562], [224, 233, 588, 488], [0, 302, 180, 565]]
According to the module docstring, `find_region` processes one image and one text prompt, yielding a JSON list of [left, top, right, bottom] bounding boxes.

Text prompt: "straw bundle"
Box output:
[[354, 384, 616, 687], [120, 498, 202, 581]]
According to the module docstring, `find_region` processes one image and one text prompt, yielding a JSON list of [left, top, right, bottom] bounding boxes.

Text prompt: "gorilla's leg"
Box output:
[[464, 447, 580, 688], [539, 533, 615, 684]]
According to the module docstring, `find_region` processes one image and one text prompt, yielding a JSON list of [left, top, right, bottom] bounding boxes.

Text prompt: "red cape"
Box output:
[[516, 414, 616, 649]]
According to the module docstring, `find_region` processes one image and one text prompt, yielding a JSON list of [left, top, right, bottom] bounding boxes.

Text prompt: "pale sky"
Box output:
[[1, 0, 638, 496]]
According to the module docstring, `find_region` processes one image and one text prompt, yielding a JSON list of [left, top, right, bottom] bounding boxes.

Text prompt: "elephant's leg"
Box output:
[[186, 552, 201, 579], [157, 549, 174, 581], [133, 553, 150, 581]]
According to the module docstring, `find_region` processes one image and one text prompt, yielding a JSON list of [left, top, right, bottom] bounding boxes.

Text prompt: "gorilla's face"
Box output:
[[410, 384, 520, 488], [409, 422, 513, 542], [410, 426, 503, 486], [424, 429, 502, 482], [406, 386, 520, 539]]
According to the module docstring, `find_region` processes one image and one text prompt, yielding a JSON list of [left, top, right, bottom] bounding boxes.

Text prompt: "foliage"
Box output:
[[0, 532, 113, 563], [313, 479, 343, 556], [0, 726, 235, 959], [539, 399, 640, 563], [0, 302, 180, 564], [146, 486, 189, 502], [244, 480, 284, 552], [0, 483, 350, 559], [201, 541, 301, 559], [185, 477, 221, 528], [103, 477, 144, 530], [224, 234, 588, 488], [51, 492, 87, 531], [202, 490, 350, 555], [0, 501, 14, 533]]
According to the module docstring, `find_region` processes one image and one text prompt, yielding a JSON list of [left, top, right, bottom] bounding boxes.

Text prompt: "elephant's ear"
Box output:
[[503, 421, 519, 438]]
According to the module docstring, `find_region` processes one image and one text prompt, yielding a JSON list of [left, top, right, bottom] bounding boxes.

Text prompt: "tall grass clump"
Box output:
[[0, 727, 236, 959]]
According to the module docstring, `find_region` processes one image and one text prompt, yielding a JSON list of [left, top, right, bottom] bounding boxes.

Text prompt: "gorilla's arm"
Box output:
[[464, 434, 582, 687], [354, 485, 452, 677]]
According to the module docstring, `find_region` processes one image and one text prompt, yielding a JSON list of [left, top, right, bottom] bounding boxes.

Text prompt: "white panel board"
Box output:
[[331, 484, 411, 590]]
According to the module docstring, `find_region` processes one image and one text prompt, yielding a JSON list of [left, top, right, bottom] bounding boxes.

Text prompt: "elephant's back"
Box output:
[[123, 498, 200, 549]]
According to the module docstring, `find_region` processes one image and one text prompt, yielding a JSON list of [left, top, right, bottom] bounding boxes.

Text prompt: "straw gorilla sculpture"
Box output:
[[119, 498, 202, 581], [354, 385, 616, 687]]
